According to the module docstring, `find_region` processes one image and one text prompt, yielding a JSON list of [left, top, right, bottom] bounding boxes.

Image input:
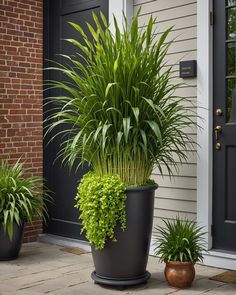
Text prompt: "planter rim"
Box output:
[[125, 184, 158, 192], [165, 261, 195, 265]]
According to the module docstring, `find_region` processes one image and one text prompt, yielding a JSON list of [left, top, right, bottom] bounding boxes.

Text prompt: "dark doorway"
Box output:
[[43, 0, 108, 239], [213, 0, 236, 251]]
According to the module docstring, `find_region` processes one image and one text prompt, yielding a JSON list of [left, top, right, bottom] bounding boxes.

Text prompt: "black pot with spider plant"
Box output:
[[0, 159, 50, 260], [154, 217, 206, 289], [45, 9, 195, 287]]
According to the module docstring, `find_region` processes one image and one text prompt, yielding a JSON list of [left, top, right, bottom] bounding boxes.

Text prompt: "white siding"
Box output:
[[134, 0, 197, 228]]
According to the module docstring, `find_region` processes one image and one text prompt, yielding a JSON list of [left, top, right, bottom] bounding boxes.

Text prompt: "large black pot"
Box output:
[[91, 184, 158, 287], [0, 222, 24, 260]]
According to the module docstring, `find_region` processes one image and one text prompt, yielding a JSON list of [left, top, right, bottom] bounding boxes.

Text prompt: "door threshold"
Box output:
[[38, 234, 91, 252], [202, 249, 236, 270], [210, 248, 236, 256]]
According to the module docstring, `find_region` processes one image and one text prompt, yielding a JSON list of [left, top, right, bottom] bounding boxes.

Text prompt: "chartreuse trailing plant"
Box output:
[[45, 9, 196, 186], [0, 159, 50, 239], [154, 217, 206, 263], [75, 172, 126, 250]]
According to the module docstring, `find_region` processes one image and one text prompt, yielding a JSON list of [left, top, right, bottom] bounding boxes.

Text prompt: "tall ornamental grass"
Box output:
[[45, 11, 195, 185]]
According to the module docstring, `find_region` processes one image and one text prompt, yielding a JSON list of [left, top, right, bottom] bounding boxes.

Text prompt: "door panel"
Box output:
[[213, 0, 236, 251], [43, 0, 108, 239], [226, 146, 236, 221]]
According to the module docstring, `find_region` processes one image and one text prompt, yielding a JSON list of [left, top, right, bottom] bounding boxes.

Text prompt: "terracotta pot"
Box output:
[[164, 261, 195, 289]]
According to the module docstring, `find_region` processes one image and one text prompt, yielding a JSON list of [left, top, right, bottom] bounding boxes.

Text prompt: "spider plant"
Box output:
[[45, 10, 195, 185], [154, 217, 206, 263], [0, 159, 49, 239]]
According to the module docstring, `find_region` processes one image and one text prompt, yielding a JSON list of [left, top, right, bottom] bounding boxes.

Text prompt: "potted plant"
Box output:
[[46, 10, 195, 287], [154, 217, 206, 289], [0, 159, 49, 260]]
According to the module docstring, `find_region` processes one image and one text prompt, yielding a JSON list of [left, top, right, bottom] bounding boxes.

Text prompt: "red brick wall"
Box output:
[[0, 0, 43, 242]]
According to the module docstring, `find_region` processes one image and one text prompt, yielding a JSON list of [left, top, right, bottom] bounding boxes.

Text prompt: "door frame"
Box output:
[[197, 0, 236, 270], [109, 0, 133, 34]]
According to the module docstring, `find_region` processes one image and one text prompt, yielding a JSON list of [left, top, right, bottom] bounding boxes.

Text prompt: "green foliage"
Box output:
[[45, 10, 196, 185], [75, 172, 126, 249], [0, 159, 50, 240], [154, 217, 206, 263]]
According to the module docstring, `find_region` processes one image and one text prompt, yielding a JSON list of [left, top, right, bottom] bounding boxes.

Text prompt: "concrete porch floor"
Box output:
[[0, 242, 235, 295]]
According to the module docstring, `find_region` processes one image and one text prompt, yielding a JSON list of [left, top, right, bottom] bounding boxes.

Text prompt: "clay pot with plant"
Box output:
[[0, 159, 49, 260], [154, 217, 206, 289], [45, 9, 196, 287]]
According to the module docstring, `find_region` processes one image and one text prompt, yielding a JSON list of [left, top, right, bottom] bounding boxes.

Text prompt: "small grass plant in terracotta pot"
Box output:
[[154, 217, 206, 289]]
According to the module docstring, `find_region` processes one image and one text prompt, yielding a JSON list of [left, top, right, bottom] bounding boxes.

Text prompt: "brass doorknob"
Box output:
[[215, 108, 223, 116], [216, 143, 221, 150], [214, 125, 222, 140], [214, 125, 222, 132]]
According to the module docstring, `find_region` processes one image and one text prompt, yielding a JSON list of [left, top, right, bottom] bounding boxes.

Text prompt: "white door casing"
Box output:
[[197, 0, 213, 250], [109, 0, 133, 34]]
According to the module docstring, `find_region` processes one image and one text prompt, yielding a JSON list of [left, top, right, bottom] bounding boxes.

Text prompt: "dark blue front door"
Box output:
[[43, 0, 108, 240], [213, 0, 236, 251]]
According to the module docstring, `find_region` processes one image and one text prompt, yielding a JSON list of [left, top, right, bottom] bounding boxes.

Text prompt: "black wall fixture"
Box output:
[[179, 60, 197, 78]]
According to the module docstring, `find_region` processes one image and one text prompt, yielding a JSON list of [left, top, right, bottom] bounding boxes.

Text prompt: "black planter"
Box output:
[[91, 184, 158, 287], [0, 222, 24, 261]]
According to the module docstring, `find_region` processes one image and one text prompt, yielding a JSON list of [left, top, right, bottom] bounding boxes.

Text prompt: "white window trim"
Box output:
[[197, 0, 236, 270]]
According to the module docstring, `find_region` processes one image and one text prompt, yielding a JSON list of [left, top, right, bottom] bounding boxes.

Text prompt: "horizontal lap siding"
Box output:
[[134, 0, 197, 228]]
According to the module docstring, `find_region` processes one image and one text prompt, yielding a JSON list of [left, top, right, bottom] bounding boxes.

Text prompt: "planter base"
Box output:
[[91, 271, 151, 287], [0, 255, 19, 261]]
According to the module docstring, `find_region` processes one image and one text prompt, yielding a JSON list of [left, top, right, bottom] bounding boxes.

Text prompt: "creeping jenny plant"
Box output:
[[75, 173, 126, 249]]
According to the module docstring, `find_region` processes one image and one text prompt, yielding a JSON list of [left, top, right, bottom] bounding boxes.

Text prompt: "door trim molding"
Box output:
[[197, 0, 213, 250], [203, 251, 236, 270], [109, 0, 133, 34]]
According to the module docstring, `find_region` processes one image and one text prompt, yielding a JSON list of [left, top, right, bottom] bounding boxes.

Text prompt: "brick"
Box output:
[[0, 5, 13, 12], [6, 28, 22, 36], [8, 72, 17, 77], [0, 28, 7, 34], [19, 14, 30, 21], [13, 56, 26, 61], [24, 32, 34, 38], [3, 34, 12, 41], [9, 109, 26, 114], [18, 147, 31, 153], [18, 3, 30, 10], [10, 18, 24, 26], [5, 12, 18, 18], [0, 65, 9, 71]]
